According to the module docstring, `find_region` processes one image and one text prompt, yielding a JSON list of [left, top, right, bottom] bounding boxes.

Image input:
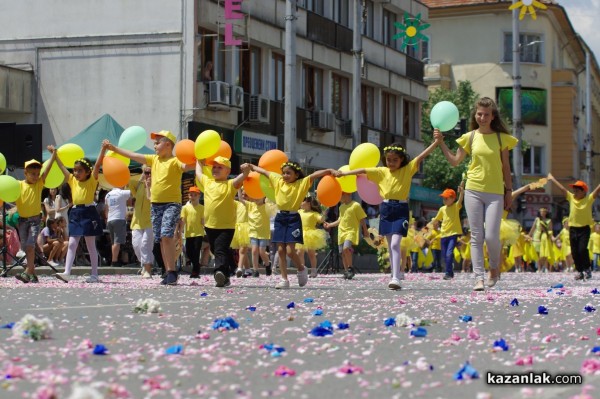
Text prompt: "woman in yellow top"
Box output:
[[179, 186, 205, 278], [527, 207, 553, 273], [335, 140, 440, 290], [52, 144, 106, 284], [434, 186, 464, 280], [104, 132, 196, 286], [231, 194, 251, 277], [548, 174, 600, 280], [245, 196, 272, 277], [434, 97, 518, 291], [297, 195, 328, 278], [243, 161, 336, 289]]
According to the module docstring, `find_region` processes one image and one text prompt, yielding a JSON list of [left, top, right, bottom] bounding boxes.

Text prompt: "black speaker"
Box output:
[[0, 123, 42, 167]]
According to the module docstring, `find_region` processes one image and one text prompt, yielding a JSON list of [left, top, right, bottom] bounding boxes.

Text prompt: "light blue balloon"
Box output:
[[430, 101, 459, 132], [118, 126, 148, 151]]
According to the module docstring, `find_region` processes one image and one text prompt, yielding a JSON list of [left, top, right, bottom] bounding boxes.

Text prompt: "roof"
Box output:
[[420, 0, 556, 9]]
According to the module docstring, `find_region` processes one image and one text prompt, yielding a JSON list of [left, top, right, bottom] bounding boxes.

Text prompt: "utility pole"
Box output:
[[512, 2, 523, 221], [585, 51, 592, 186], [284, 0, 297, 161], [351, 0, 363, 149]]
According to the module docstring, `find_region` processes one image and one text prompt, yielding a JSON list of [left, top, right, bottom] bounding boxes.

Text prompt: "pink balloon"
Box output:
[[356, 175, 383, 205]]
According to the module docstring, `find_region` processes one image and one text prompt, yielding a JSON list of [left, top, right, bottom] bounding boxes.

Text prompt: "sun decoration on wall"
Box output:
[[509, 0, 547, 20], [392, 12, 430, 51]]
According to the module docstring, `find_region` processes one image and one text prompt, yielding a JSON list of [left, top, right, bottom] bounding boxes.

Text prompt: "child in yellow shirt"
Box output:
[[245, 196, 272, 277], [590, 223, 600, 272], [180, 186, 205, 278], [232, 195, 251, 277], [434, 186, 464, 280], [297, 195, 327, 278], [323, 192, 369, 280]]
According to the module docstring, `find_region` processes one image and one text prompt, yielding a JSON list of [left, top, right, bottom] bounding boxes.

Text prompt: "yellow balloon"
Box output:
[[0, 175, 21, 202], [57, 143, 85, 168], [42, 159, 65, 189], [106, 150, 131, 167], [349, 143, 380, 170], [194, 130, 221, 159], [194, 165, 214, 189], [337, 165, 357, 193]]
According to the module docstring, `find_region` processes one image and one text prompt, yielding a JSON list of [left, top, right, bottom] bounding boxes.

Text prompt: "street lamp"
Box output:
[[512, 3, 523, 220]]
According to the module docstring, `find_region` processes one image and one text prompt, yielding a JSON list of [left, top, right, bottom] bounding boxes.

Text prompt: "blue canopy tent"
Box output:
[[42, 114, 154, 168]]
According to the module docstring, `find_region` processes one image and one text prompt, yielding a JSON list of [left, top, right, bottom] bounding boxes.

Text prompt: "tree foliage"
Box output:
[[421, 81, 479, 190]]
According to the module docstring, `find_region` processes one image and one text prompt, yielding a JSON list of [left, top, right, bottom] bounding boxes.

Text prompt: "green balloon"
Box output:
[[42, 159, 65, 189], [430, 101, 460, 132], [119, 126, 148, 151], [0, 152, 6, 174], [0, 175, 21, 202], [259, 174, 275, 202]]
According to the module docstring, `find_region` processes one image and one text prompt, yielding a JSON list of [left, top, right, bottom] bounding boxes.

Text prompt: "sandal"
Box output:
[[15, 272, 30, 284]]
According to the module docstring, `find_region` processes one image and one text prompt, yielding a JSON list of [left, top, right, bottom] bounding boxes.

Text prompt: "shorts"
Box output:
[[272, 212, 303, 244], [17, 216, 41, 248], [151, 202, 182, 242], [69, 206, 103, 237], [379, 201, 410, 237], [338, 239, 354, 253], [107, 219, 127, 244], [250, 237, 269, 248]]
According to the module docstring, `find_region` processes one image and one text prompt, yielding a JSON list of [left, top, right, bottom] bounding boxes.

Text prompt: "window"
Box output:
[[333, 0, 349, 27], [300, 0, 324, 15], [271, 53, 285, 101], [361, 85, 375, 127], [504, 33, 543, 63], [523, 145, 544, 175], [241, 46, 261, 95], [331, 73, 350, 119], [403, 99, 418, 138], [383, 10, 401, 50], [362, 0, 374, 39], [198, 29, 225, 82], [303, 64, 323, 110], [382, 92, 397, 133]]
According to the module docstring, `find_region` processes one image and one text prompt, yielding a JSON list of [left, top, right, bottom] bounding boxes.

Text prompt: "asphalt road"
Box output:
[[0, 271, 598, 399]]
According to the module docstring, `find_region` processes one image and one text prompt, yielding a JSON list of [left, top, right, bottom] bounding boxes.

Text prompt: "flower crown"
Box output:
[[281, 162, 302, 172], [384, 146, 405, 153], [76, 158, 92, 169]]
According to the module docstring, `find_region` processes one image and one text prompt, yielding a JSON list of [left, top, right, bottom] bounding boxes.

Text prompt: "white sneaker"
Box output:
[[473, 280, 485, 291], [275, 279, 290, 289], [55, 272, 70, 283], [48, 260, 59, 267], [235, 268, 243, 278], [85, 275, 101, 283], [297, 268, 308, 287], [388, 278, 402, 290], [141, 270, 152, 279]]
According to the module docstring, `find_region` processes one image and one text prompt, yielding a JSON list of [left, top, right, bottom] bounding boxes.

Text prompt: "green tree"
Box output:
[[421, 81, 479, 190]]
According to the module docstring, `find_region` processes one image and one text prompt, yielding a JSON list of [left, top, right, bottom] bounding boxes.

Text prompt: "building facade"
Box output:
[[421, 0, 600, 228]]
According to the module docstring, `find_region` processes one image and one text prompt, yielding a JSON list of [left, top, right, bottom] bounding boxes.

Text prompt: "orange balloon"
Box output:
[[175, 139, 196, 165], [206, 141, 233, 166], [317, 176, 342, 207], [102, 156, 131, 188], [258, 149, 288, 173], [243, 172, 265, 200]]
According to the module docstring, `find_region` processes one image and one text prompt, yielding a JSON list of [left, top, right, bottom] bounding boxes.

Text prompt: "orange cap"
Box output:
[[189, 186, 201, 194], [439, 188, 456, 198], [569, 180, 588, 192]]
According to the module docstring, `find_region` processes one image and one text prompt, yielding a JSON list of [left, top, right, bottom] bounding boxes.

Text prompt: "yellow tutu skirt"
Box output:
[[460, 244, 471, 261], [401, 230, 417, 253], [553, 244, 565, 263], [500, 219, 520, 246], [417, 249, 433, 269], [538, 233, 553, 259], [297, 228, 328, 250], [500, 248, 512, 273], [522, 241, 539, 263], [453, 247, 462, 263], [231, 223, 250, 249], [561, 242, 571, 258]]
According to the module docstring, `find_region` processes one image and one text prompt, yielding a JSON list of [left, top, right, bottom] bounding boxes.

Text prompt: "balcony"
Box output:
[[306, 12, 352, 53]]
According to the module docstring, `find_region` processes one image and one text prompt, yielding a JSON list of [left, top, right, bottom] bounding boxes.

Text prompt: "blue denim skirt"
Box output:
[[379, 201, 410, 237], [69, 206, 103, 237], [272, 212, 303, 244]]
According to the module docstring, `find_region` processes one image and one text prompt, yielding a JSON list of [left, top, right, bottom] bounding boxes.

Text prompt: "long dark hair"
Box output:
[[383, 142, 410, 167], [74, 158, 93, 181], [468, 97, 510, 134], [303, 194, 321, 213]]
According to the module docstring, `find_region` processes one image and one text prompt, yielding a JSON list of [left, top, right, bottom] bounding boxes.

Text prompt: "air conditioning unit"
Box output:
[[229, 85, 244, 110], [249, 95, 270, 124], [311, 110, 334, 131], [208, 81, 230, 110], [338, 119, 353, 138]]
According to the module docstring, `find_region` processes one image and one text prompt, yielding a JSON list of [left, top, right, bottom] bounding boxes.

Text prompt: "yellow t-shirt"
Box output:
[[181, 202, 205, 237], [299, 209, 323, 231], [365, 159, 418, 200], [338, 201, 367, 245], [428, 229, 441, 250], [144, 155, 183, 203], [269, 173, 311, 211], [129, 179, 152, 230], [456, 131, 518, 195], [235, 200, 248, 223], [590, 232, 600, 254], [16, 179, 44, 218], [567, 191, 595, 227], [69, 174, 98, 205], [434, 202, 463, 237], [247, 201, 270, 240], [200, 174, 237, 229]]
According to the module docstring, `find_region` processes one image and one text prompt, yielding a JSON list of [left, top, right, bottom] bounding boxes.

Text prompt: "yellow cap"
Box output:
[[150, 130, 176, 144], [213, 156, 231, 169], [24, 159, 42, 168]]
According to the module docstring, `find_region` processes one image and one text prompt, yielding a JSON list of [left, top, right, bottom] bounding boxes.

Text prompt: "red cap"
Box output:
[[439, 188, 456, 198], [569, 180, 588, 192]]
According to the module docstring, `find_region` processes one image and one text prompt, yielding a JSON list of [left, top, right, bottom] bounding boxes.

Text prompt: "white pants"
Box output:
[[132, 228, 154, 265], [464, 189, 503, 281]]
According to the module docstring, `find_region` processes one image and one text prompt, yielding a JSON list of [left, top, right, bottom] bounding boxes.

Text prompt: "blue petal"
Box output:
[[510, 298, 519, 306], [460, 315, 473, 322], [493, 338, 509, 351], [538, 306, 548, 315], [212, 316, 240, 330], [591, 288, 599, 294], [584, 306, 596, 313], [551, 283, 564, 289], [410, 327, 428, 337], [303, 298, 314, 303], [0, 322, 15, 329], [313, 309, 323, 316], [92, 344, 108, 355], [337, 323, 350, 330], [165, 345, 183, 355], [310, 326, 333, 337], [246, 306, 257, 312], [384, 317, 396, 327], [287, 302, 295, 309], [200, 292, 208, 297], [318, 320, 333, 331], [590, 346, 600, 353]]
